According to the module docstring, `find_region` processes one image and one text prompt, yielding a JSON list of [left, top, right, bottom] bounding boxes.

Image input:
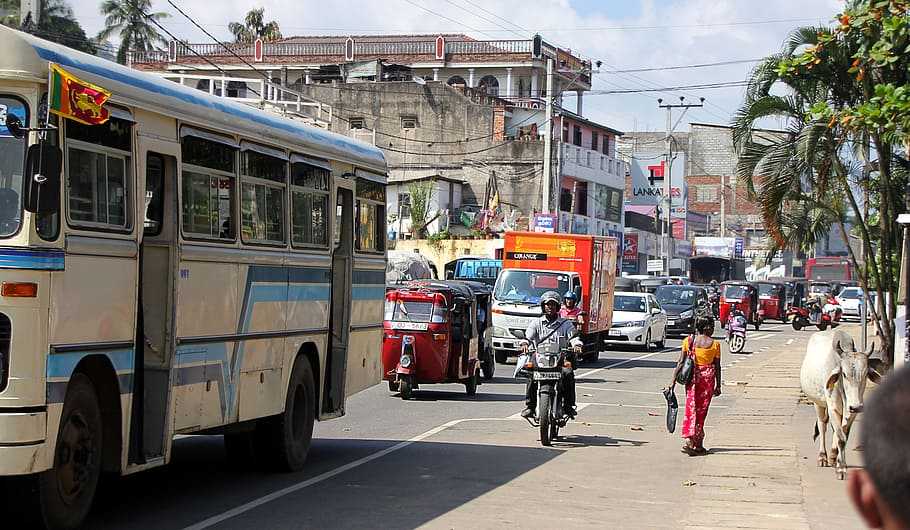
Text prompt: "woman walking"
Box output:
[[667, 317, 721, 456]]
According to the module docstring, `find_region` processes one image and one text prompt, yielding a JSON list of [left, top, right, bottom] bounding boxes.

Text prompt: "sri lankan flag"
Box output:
[[48, 63, 111, 126]]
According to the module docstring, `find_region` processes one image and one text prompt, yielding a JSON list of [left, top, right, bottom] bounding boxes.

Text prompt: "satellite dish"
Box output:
[[412, 76, 427, 86]]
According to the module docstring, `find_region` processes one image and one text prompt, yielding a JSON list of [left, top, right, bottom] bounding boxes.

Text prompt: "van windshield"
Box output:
[[494, 269, 570, 303], [0, 96, 28, 238]]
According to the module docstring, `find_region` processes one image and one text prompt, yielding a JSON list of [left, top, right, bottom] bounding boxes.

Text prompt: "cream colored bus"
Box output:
[[0, 27, 387, 528]]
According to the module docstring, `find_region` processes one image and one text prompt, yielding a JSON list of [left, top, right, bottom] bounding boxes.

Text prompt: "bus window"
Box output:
[[181, 134, 236, 240], [144, 153, 164, 236], [290, 159, 329, 247], [354, 177, 385, 252], [240, 147, 287, 244], [66, 117, 132, 230], [0, 95, 27, 238]]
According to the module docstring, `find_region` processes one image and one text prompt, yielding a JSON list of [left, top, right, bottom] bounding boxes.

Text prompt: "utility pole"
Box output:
[[720, 174, 726, 237], [542, 58, 554, 214], [658, 96, 704, 275]]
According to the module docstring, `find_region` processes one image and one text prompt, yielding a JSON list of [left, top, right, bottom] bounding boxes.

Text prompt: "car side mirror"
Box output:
[[651, 307, 661, 315], [512, 329, 525, 340], [23, 143, 62, 214]]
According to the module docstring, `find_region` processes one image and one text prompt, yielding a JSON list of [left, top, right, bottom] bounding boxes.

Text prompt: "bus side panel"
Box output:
[[345, 264, 385, 398], [173, 253, 240, 431]]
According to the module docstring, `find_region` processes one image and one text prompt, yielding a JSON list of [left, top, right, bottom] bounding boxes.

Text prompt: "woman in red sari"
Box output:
[[667, 317, 722, 455]]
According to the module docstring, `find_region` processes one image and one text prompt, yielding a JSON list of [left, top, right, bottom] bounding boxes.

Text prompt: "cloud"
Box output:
[[65, 0, 844, 131]]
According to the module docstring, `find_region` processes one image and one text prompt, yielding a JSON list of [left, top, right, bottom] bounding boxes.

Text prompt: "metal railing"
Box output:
[[157, 72, 332, 127], [131, 38, 536, 64]]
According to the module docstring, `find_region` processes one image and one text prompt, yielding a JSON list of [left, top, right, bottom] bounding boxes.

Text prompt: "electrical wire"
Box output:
[[610, 59, 762, 74]]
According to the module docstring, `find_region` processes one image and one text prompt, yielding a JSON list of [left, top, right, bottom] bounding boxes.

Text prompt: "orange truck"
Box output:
[[491, 231, 618, 363]]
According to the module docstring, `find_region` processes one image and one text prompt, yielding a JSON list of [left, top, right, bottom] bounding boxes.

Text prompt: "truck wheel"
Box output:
[[257, 356, 315, 472], [494, 349, 508, 364], [35, 373, 104, 530], [481, 359, 495, 380]]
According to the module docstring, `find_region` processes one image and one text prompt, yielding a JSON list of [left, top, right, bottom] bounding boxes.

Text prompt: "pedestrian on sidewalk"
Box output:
[[848, 365, 910, 530], [666, 317, 721, 456]]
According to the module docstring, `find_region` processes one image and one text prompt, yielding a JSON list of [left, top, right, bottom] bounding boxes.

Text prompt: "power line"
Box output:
[[610, 58, 762, 74], [398, 0, 499, 39], [586, 81, 748, 95]]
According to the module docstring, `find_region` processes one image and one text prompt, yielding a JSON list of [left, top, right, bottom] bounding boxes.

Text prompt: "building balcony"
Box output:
[[560, 143, 625, 187], [155, 72, 332, 128]]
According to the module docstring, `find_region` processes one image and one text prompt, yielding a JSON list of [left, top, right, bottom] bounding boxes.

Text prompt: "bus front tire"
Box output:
[[258, 357, 315, 472], [37, 373, 104, 530]]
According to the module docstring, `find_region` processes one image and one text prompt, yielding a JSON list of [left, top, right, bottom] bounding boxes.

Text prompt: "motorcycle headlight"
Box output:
[[399, 354, 413, 368], [536, 353, 558, 368], [680, 310, 693, 319]]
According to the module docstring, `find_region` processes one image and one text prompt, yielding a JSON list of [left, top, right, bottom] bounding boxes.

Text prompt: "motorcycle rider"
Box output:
[[560, 290, 582, 320], [519, 291, 583, 419]]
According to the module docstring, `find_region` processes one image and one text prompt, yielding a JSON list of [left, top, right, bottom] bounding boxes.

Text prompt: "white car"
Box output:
[[605, 292, 668, 350], [836, 287, 865, 318]]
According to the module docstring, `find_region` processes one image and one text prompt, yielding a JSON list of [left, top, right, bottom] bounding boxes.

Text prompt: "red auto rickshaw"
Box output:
[[756, 281, 787, 322], [719, 281, 762, 330], [382, 281, 481, 399]]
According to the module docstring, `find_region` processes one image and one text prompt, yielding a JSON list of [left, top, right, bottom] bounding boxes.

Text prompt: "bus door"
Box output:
[[128, 146, 180, 466], [322, 177, 354, 417]]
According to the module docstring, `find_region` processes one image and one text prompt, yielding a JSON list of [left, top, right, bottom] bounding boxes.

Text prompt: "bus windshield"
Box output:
[[0, 96, 28, 238], [494, 269, 570, 303]]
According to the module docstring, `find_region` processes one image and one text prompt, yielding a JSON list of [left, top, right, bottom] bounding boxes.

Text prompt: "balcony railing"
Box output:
[[133, 38, 540, 64], [561, 144, 624, 177], [156, 72, 332, 127]]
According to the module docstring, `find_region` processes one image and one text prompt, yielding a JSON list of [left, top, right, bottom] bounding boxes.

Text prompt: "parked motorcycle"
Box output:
[[726, 305, 747, 353], [515, 332, 575, 447]]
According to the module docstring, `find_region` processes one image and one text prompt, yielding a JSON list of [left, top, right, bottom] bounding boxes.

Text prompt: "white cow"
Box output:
[[800, 329, 884, 479]]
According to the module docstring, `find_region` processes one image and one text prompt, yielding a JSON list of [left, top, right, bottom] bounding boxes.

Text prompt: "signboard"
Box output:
[[693, 237, 745, 259], [505, 252, 547, 261], [628, 153, 687, 237], [647, 259, 664, 272], [532, 213, 557, 233], [734, 237, 744, 259], [623, 233, 638, 259]]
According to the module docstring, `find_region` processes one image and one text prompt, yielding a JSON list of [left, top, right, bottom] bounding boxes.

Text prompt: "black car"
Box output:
[[654, 285, 710, 336]]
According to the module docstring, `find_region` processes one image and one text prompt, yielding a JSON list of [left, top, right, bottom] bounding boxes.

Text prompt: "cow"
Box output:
[[799, 329, 885, 480]]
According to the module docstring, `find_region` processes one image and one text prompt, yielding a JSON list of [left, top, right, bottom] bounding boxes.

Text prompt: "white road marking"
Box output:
[[578, 349, 671, 380], [576, 385, 661, 395], [751, 333, 773, 340], [786, 338, 795, 345], [184, 417, 510, 529], [580, 401, 728, 410]]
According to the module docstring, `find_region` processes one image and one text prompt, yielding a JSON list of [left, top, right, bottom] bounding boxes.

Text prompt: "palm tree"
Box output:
[[97, 0, 169, 65], [228, 8, 281, 43], [732, 25, 905, 361]]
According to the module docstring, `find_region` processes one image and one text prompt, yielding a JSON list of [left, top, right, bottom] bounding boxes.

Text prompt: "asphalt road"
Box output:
[[71, 321, 805, 529]]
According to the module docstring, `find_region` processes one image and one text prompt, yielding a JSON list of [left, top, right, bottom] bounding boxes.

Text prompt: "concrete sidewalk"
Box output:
[[680, 329, 864, 530]]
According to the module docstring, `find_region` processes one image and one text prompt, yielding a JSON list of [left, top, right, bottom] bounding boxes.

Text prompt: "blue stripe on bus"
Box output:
[[0, 248, 64, 270], [46, 348, 134, 403]]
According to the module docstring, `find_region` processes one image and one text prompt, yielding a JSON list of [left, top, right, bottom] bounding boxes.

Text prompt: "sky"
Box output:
[[66, 0, 844, 132]]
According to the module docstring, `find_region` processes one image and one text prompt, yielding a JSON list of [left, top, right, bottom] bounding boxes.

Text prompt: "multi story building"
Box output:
[[130, 33, 624, 237]]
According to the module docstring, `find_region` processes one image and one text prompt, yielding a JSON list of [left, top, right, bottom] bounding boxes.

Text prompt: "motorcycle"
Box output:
[[726, 308, 747, 353], [788, 297, 842, 331], [708, 292, 720, 319], [514, 331, 574, 447]]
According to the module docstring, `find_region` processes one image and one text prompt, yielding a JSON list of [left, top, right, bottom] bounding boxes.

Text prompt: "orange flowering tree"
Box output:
[[735, 1, 909, 363]]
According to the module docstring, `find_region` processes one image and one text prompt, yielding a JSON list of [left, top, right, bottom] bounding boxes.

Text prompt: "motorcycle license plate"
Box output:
[[533, 372, 560, 381]]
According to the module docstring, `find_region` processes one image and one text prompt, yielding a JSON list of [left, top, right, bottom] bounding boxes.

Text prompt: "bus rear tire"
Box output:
[[36, 373, 104, 530], [258, 357, 315, 472]]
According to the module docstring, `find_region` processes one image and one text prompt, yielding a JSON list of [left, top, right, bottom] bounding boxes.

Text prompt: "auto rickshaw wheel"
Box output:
[[817, 322, 828, 331], [388, 380, 400, 392], [399, 378, 413, 400], [465, 369, 479, 396], [792, 319, 803, 331]]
